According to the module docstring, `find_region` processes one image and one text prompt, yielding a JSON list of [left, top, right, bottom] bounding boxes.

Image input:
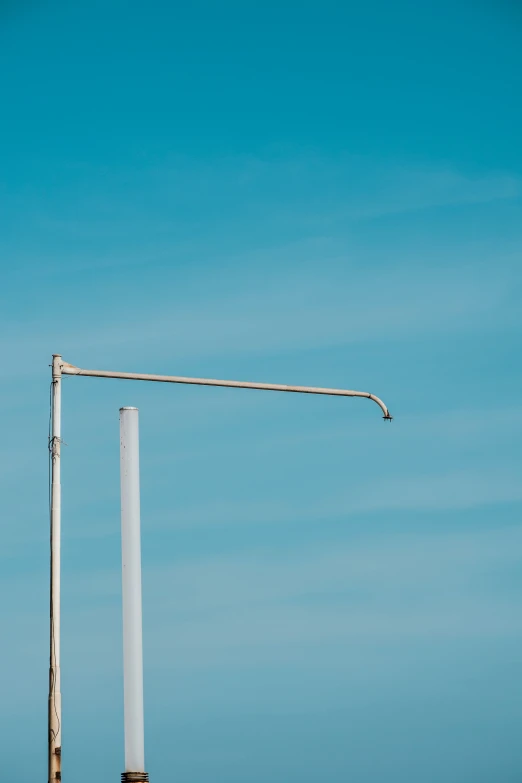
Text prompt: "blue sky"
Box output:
[[1, 1, 522, 781]]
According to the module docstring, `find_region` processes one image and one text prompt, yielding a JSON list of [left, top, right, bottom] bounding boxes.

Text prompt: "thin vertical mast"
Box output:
[[49, 354, 62, 782], [120, 407, 148, 782]]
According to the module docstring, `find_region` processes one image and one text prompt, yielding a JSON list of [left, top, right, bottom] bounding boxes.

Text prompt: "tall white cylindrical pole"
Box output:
[[119, 407, 148, 782], [49, 355, 62, 783]]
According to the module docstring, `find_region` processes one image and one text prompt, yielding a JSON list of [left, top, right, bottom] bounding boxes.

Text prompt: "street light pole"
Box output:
[[48, 355, 392, 782], [49, 355, 62, 783]]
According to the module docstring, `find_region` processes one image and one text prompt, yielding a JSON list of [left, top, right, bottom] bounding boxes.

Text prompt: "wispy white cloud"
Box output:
[[342, 161, 520, 218], [1, 241, 520, 380], [49, 459, 521, 545], [144, 465, 522, 533], [53, 524, 522, 674], [81, 153, 522, 224], [1, 393, 520, 554], [2, 153, 521, 382], [5, 154, 521, 266]]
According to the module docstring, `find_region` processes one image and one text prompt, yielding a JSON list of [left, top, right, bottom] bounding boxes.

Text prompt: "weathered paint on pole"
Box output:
[[120, 408, 148, 781], [49, 355, 62, 783]]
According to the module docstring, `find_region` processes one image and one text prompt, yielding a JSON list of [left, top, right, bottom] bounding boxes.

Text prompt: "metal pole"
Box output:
[[61, 361, 392, 419], [49, 355, 62, 783], [120, 408, 148, 783]]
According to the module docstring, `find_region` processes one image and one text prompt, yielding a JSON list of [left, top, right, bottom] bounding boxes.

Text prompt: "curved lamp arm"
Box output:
[[60, 360, 392, 420]]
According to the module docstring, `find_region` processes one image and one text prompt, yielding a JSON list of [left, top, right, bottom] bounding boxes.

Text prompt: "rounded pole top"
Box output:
[[120, 406, 139, 411]]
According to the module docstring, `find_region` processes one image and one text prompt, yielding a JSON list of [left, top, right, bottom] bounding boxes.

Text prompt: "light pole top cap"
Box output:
[[119, 406, 139, 411]]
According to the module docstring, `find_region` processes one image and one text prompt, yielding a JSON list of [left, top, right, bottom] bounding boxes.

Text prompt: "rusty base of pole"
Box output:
[[121, 773, 149, 782]]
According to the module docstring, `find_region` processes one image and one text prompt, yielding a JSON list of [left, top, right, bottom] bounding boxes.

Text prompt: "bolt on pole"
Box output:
[[120, 408, 148, 783]]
